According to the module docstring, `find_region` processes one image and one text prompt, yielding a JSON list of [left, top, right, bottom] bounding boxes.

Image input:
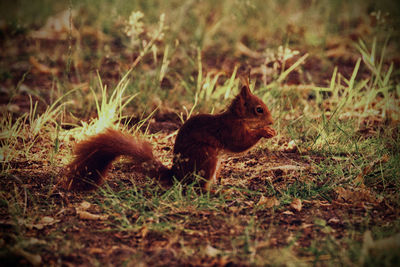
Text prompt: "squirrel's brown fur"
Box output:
[[63, 81, 275, 191]]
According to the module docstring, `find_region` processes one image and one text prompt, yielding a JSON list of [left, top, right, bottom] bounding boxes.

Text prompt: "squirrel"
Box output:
[[62, 80, 276, 191]]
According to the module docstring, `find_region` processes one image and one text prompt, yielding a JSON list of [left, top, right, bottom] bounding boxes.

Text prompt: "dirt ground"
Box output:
[[1, 129, 397, 266]]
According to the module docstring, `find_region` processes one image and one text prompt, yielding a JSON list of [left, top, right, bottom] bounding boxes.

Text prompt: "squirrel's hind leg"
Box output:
[[204, 155, 221, 191], [191, 146, 219, 190], [173, 146, 220, 190]]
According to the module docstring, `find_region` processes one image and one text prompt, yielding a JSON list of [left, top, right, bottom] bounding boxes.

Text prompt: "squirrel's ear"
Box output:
[[239, 84, 251, 98], [239, 75, 251, 98]]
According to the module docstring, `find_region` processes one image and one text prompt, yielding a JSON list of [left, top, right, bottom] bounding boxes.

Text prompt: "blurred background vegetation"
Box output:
[[1, 0, 399, 170], [1, 0, 399, 156], [1, 0, 399, 146]]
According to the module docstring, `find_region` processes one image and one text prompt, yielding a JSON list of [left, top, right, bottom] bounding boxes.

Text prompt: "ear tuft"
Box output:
[[239, 84, 251, 98], [239, 76, 251, 98]]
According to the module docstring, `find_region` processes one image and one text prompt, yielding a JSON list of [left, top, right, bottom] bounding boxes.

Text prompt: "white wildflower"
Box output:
[[125, 11, 144, 45]]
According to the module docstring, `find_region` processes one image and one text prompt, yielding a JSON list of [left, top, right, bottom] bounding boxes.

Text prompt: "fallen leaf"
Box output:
[[205, 244, 222, 257], [335, 187, 381, 204], [89, 247, 105, 254], [301, 223, 313, 229], [41, 216, 55, 224], [139, 226, 149, 238], [258, 195, 280, 209], [78, 201, 91, 211], [282, 210, 294, 215], [27, 216, 60, 230], [290, 198, 302, 212], [328, 217, 340, 224], [77, 210, 108, 220]]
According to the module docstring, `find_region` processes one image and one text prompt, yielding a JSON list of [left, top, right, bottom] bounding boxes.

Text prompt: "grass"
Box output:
[[1, 0, 400, 266]]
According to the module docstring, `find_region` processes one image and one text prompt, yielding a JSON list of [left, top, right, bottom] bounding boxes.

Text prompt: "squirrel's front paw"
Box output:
[[262, 127, 276, 138]]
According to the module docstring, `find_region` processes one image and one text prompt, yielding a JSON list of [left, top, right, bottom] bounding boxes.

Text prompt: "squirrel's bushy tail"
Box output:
[[63, 128, 168, 190]]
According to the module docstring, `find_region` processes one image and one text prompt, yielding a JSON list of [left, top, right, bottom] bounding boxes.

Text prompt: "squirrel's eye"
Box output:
[[255, 106, 264, 114]]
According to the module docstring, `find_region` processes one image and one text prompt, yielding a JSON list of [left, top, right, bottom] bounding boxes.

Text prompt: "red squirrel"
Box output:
[[63, 81, 276, 191]]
